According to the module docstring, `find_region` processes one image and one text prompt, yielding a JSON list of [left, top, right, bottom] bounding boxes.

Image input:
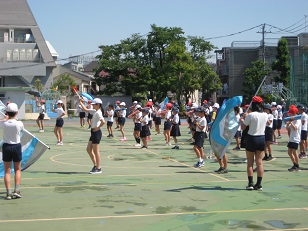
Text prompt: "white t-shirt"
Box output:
[[266, 113, 273, 128], [277, 110, 283, 120], [142, 115, 149, 126], [172, 113, 180, 124], [300, 112, 308, 131], [243, 111, 267, 136], [39, 104, 45, 114], [288, 120, 301, 143], [236, 114, 241, 131], [135, 111, 142, 124], [118, 108, 126, 117], [272, 109, 278, 120], [196, 116, 207, 132], [0, 119, 24, 144], [55, 107, 65, 118], [165, 110, 172, 120], [90, 109, 105, 129], [107, 109, 114, 122]]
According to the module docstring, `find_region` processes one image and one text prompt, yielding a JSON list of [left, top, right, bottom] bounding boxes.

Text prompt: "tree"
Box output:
[[34, 78, 43, 92], [52, 74, 76, 97], [272, 38, 290, 87], [243, 60, 269, 100]]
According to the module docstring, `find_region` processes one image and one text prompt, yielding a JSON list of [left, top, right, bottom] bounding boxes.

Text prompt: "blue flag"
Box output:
[[210, 96, 243, 158]]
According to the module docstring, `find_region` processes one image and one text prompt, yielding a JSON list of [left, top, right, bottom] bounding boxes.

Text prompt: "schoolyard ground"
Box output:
[[0, 118, 307, 231]]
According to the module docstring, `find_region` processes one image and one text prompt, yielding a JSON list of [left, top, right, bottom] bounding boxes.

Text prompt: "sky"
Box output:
[[27, 0, 308, 63]]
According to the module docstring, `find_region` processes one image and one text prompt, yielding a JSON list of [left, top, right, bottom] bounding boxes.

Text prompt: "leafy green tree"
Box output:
[[243, 60, 269, 100], [34, 78, 43, 92], [272, 38, 290, 87], [52, 73, 76, 97]]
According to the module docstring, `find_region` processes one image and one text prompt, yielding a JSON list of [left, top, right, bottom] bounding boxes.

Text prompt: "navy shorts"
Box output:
[[164, 121, 172, 130], [194, 131, 205, 148], [246, 134, 265, 152], [301, 130, 307, 140], [277, 120, 282, 129], [140, 125, 151, 138], [88, 114, 93, 119], [287, 141, 299, 150], [118, 117, 125, 125], [55, 118, 64, 127], [265, 127, 273, 142], [2, 143, 22, 162], [155, 117, 162, 125], [38, 113, 45, 120], [134, 123, 142, 131], [272, 119, 278, 130], [89, 129, 102, 144], [107, 121, 113, 127], [234, 130, 242, 138], [79, 112, 86, 118]]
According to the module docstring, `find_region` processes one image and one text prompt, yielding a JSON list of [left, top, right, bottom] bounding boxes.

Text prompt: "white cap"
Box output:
[[277, 105, 282, 110], [120, 102, 126, 106], [191, 103, 198, 109], [271, 102, 277, 106], [6, 103, 18, 112], [133, 101, 138, 104], [57, 100, 63, 104], [135, 105, 142, 109], [149, 99, 152, 102], [91, 98, 103, 105], [213, 103, 220, 108]]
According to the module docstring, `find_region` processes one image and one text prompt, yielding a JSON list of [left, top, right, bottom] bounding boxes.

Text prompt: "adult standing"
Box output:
[[240, 96, 267, 190]]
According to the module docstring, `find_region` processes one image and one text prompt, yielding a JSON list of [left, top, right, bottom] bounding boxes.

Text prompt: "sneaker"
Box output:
[[90, 167, 102, 174], [194, 160, 204, 168], [171, 146, 179, 150], [147, 137, 152, 141], [267, 156, 273, 161], [262, 155, 269, 161], [215, 167, 224, 172], [12, 191, 22, 199], [5, 193, 12, 200], [299, 153, 307, 159], [107, 134, 111, 138], [89, 166, 96, 174], [39, 129, 44, 133], [134, 143, 142, 147], [277, 135, 282, 139], [246, 183, 254, 190], [120, 137, 127, 141], [253, 184, 263, 191], [155, 132, 161, 135], [288, 165, 299, 172], [115, 126, 119, 129], [110, 134, 114, 138], [272, 141, 278, 145], [233, 147, 240, 151], [56, 142, 63, 146], [141, 146, 148, 149]]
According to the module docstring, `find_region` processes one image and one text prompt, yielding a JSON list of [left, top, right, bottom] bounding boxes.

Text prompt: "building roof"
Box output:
[[0, 0, 56, 67], [83, 61, 99, 72]]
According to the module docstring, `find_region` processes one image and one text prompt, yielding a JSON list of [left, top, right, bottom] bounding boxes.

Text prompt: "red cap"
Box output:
[[166, 103, 173, 109], [252, 96, 263, 103], [203, 100, 208, 104], [244, 104, 250, 108], [87, 100, 92, 103], [288, 107, 298, 115], [116, 100, 120, 104], [187, 102, 192, 106], [40, 99, 45, 103]]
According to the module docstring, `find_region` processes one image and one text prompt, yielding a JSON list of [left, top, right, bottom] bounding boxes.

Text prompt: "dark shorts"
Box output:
[[246, 134, 265, 152], [134, 123, 142, 131], [118, 117, 125, 125], [87, 113, 93, 119], [272, 119, 278, 130], [170, 124, 181, 137], [194, 132, 205, 148], [38, 113, 45, 120], [234, 130, 242, 138], [140, 125, 151, 138], [287, 141, 299, 150], [2, 143, 22, 162], [89, 129, 102, 144], [155, 117, 162, 125], [148, 120, 152, 127], [79, 112, 86, 118], [277, 120, 282, 129], [265, 127, 273, 142], [164, 121, 172, 130], [107, 121, 113, 127], [55, 118, 64, 127], [301, 130, 307, 140]]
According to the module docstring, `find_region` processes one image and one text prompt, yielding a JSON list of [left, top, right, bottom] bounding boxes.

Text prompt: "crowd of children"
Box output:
[[2, 97, 307, 199]]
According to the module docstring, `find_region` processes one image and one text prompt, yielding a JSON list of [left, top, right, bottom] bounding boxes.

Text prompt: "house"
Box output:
[[215, 33, 308, 106], [0, 0, 57, 119]]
